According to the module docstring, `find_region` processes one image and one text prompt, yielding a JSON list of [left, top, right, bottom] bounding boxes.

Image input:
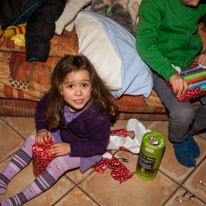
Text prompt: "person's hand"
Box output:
[[169, 73, 188, 97], [196, 53, 206, 66], [48, 143, 71, 156], [35, 129, 52, 144]]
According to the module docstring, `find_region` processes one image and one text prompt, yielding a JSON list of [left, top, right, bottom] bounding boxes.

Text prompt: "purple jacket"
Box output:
[[35, 94, 111, 158]]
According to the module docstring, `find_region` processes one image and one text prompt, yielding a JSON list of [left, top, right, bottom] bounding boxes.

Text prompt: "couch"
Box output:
[[0, 3, 205, 121]]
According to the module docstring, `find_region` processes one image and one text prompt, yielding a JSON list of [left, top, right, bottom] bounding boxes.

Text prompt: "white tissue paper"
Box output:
[[104, 118, 150, 159]]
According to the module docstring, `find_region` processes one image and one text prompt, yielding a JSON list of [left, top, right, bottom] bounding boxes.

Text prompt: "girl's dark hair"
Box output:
[[45, 55, 118, 128]]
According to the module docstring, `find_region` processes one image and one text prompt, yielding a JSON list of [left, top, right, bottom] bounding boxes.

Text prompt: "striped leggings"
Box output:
[[0, 134, 80, 206]]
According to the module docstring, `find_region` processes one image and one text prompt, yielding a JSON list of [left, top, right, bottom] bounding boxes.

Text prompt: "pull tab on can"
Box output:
[[136, 131, 166, 180]]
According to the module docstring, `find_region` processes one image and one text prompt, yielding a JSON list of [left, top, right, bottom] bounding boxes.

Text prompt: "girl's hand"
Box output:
[[169, 73, 188, 97], [35, 129, 52, 144], [196, 53, 206, 66], [48, 143, 71, 156]]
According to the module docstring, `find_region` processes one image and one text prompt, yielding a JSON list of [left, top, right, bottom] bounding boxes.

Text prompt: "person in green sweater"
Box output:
[[136, 0, 206, 168]]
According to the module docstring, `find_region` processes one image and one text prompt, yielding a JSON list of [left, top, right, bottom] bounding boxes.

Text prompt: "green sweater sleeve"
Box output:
[[136, 0, 177, 81], [201, 15, 206, 27]]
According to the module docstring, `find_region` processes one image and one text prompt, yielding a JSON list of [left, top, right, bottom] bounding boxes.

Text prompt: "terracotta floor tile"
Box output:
[[55, 187, 98, 206], [146, 121, 168, 138], [140, 120, 152, 128], [0, 119, 24, 162], [111, 120, 128, 130], [111, 119, 151, 131], [65, 168, 94, 184], [147, 121, 206, 184], [165, 187, 205, 206], [79, 151, 178, 206], [1, 116, 206, 205], [1, 117, 36, 138], [183, 158, 206, 202], [0, 159, 75, 205], [199, 132, 206, 140], [0, 160, 35, 200], [0, 160, 36, 200], [25, 175, 74, 206]]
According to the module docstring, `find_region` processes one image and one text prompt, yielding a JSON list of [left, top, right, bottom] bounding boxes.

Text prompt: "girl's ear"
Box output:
[[59, 85, 63, 95]]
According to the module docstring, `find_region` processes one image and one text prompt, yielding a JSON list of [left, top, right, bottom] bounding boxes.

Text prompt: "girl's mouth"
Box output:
[[74, 99, 84, 104]]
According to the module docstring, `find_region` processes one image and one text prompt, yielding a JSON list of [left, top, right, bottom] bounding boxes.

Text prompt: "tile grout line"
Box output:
[[0, 116, 27, 164], [162, 184, 206, 206], [198, 133, 206, 141], [159, 155, 206, 186], [0, 116, 26, 141], [51, 184, 76, 206], [75, 185, 101, 206], [161, 184, 183, 206], [0, 153, 17, 165], [71, 170, 101, 206], [145, 120, 156, 129], [181, 185, 206, 205], [53, 170, 101, 206], [161, 156, 206, 205], [0, 116, 99, 205]]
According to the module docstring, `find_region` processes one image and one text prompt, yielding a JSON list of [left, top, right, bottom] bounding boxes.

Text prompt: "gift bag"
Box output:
[[166, 64, 206, 103], [32, 140, 56, 177]]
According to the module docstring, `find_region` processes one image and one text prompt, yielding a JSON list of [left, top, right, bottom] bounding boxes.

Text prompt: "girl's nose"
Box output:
[[75, 87, 82, 95]]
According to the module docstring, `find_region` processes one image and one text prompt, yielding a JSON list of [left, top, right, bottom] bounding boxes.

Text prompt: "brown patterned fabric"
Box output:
[[0, 98, 170, 120], [0, 52, 54, 101], [0, 98, 37, 117], [0, 51, 169, 120]]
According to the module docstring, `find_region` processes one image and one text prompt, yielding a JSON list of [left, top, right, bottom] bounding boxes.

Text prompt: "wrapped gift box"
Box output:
[[167, 65, 206, 103], [32, 140, 56, 177]]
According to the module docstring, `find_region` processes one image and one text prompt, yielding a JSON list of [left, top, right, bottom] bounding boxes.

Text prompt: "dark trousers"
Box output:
[[152, 72, 206, 143]]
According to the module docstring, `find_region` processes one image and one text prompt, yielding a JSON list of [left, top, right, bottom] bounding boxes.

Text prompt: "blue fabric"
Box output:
[[188, 134, 200, 158], [83, 10, 153, 98], [173, 140, 196, 168]]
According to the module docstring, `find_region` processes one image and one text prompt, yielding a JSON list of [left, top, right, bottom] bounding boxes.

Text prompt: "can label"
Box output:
[[136, 132, 165, 180], [138, 152, 155, 170]]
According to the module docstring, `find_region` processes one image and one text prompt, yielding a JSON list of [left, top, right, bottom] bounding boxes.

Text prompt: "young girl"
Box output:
[[0, 55, 117, 206]]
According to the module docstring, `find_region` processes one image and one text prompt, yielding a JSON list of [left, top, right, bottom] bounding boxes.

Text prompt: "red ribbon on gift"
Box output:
[[32, 140, 56, 177]]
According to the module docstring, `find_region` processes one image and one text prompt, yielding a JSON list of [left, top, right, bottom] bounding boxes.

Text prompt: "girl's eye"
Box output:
[[82, 83, 88, 87], [67, 84, 73, 88]]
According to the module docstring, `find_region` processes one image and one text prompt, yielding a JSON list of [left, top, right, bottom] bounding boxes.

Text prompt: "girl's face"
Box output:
[[61, 70, 92, 112], [179, 0, 199, 6]]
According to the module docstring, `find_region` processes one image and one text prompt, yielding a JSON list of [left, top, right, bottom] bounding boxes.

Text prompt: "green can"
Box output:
[[136, 131, 166, 180]]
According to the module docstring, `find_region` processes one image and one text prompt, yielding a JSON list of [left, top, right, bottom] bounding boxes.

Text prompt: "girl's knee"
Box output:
[[46, 157, 68, 179], [24, 134, 36, 146]]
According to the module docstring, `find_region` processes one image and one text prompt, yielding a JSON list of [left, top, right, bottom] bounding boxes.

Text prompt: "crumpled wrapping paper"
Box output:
[[106, 118, 150, 154], [93, 119, 150, 183], [93, 151, 135, 183], [166, 64, 206, 103]]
